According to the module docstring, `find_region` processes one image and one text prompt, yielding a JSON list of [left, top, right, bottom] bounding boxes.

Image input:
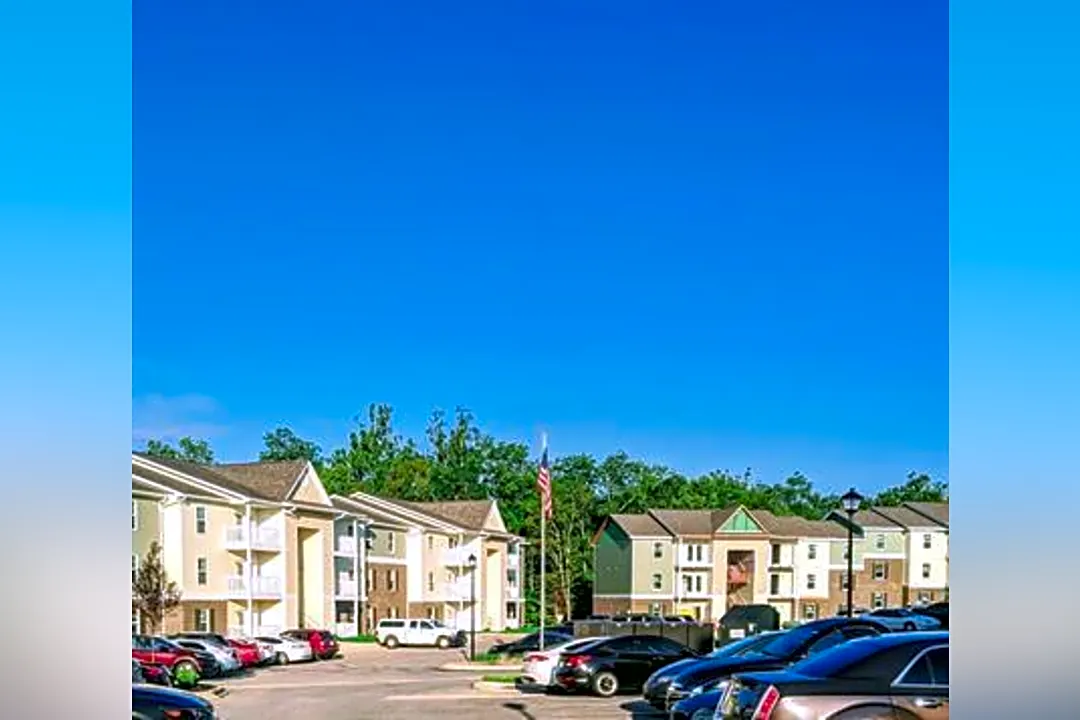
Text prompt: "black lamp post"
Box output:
[[468, 553, 478, 662], [840, 488, 863, 618]]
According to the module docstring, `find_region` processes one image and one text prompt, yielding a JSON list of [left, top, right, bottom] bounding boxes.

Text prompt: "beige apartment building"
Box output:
[[593, 503, 949, 624]]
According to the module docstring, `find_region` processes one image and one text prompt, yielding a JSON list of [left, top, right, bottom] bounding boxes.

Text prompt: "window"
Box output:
[[648, 602, 662, 615], [388, 569, 398, 592], [132, 554, 139, 584], [842, 546, 849, 560], [806, 573, 817, 590], [771, 544, 782, 565], [897, 647, 949, 686], [769, 574, 781, 595], [840, 572, 850, 590], [194, 608, 213, 632], [807, 544, 817, 560], [644, 637, 687, 656], [923, 534, 932, 550], [917, 591, 931, 603], [872, 592, 886, 609], [653, 542, 664, 559], [387, 607, 396, 620], [196, 557, 208, 585], [364, 531, 374, 551], [922, 563, 931, 579], [507, 543, 516, 555], [426, 607, 436, 620], [366, 568, 375, 593], [132, 501, 138, 531], [874, 534, 886, 551], [194, 506, 207, 534], [345, 523, 355, 537], [694, 575, 703, 592], [651, 573, 663, 591], [507, 569, 518, 587], [427, 572, 435, 592], [873, 562, 887, 580], [802, 603, 818, 620], [683, 575, 693, 593], [449, 537, 458, 549], [365, 606, 375, 631], [806, 629, 848, 656], [926, 648, 949, 685], [506, 602, 518, 620], [132, 610, 140, 634], [427, 536, 434, 550], [387, 532, 395, 553]]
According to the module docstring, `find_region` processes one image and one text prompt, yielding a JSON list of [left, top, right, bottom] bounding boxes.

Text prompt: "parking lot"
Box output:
[[211, 643, 663, 720]]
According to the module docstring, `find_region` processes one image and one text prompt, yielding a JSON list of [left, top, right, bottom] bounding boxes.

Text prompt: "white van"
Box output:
[[375, 618, 465, 649]]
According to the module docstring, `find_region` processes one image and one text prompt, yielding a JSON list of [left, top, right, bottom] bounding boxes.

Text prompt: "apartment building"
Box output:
[[592, 502, 950, 624], [340, 493, 526, 632], [131, 453, 364, 637]]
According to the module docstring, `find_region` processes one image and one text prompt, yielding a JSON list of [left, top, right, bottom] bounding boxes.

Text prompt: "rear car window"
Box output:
[[379, 620, 406, 628]]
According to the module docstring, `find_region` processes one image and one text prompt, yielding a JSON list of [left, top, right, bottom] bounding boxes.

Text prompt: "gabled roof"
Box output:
[[753, 510, 847, 539], [398, 500, 495, 532], [132, 453, 323, 505], [850, 508, 906, 530], [213, 460, 310, 502], [852, 504, 949, 531], [346, 492, 462, 533], [606, 513, 672, 539], [648, 509, 714, 537], [903, 502, 949, 528], [330, 495, 409, 530]]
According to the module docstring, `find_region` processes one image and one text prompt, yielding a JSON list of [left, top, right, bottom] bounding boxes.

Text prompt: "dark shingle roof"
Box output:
[[753, 510, 847, 539], [398, 500, 495, 531], [648, 510, 715, 537], [132, 453, 308, 502], [330, 496, 410, 529], [609, 513, 672, 538], [903, 502, 949, 527]]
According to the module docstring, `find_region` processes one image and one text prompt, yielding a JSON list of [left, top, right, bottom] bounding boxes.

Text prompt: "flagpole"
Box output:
[[539, 432, 547, 652]]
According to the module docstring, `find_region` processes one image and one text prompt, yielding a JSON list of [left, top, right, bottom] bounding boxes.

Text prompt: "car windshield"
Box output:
[[788, 638, 886, 678], [256, 637, 279, 644], [754, 624, 825, 658], [710, 633, 777, 658]]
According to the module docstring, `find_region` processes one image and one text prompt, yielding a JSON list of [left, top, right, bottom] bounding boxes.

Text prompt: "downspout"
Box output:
[[245, 504, 254, 637]]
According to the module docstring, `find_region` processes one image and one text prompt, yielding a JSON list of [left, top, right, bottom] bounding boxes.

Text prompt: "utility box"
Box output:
[[715, 604, 780, 647]]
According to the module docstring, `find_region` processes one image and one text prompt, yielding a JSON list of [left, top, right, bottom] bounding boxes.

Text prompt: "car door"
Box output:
[[418, 621, 437, 645], [640, 637, 692, 676], [607, 636, 655, 688], [404, 620, 421, 645], [890, 645, 949, 719]]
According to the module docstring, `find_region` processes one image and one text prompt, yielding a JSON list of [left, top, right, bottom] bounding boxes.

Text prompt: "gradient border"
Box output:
[[951, 0, 1080, 715], [0, 3, 131, 718]]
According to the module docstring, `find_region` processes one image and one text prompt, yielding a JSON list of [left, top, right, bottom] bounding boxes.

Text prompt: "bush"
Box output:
[[481, 674, 519, 684], [338, 634, 378, 643]]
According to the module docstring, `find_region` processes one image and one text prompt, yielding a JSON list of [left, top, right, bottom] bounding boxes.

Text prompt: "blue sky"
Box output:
[[132, 0, 947, 490]]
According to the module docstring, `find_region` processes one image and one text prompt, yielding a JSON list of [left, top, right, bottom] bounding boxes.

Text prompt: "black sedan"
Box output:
[[718, 631, 949, 719], [133, 684, 216, 719], [661, 617, 889, 714], [552, 634, 699, 697], [487, 628, 573, 656]]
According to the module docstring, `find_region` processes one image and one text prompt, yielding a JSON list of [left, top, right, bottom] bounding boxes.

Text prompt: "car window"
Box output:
[[843, 625, 881, 640], [420, 621, 434, 630], [790, 639, 888, 678], [897, 654, 934, 685], [409, 621, 420, 629], [151, 638, 177, 651], [256, 637, 279, 644], [643, 637, 687, 656], [603, 636, 643, 652], [926, 648, 949, 685], [805, 629, 848, 656]]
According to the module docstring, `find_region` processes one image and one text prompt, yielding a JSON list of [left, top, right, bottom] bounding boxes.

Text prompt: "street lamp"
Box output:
[[467, 553, 478, 662], [840, 488, 863, 618]]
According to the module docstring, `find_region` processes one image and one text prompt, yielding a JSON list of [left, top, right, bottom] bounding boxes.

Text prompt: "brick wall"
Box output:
[[161, 601, 228, 634], [593, 597, 631, 616], [828, 559, 906, 613], [365, 561, 407, 631]]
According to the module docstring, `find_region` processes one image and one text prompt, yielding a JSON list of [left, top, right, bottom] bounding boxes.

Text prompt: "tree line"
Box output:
[[142, 403, 948, 623]]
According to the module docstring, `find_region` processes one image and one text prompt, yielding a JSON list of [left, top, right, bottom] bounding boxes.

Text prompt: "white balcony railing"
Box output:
[[224, 526, 283, 551], [334, 622, 357, 638], [228, 623, 282, 638], [506, 584, 520, 600], [442, 546, 474, 566], [336, 535, 357, 555], [336, 579, 359, 598], [227, 575, 284, 597], [438, 578, 473, 601]]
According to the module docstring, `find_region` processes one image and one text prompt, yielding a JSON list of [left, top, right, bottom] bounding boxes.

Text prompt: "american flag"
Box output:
[[537, 445, 552, 520]]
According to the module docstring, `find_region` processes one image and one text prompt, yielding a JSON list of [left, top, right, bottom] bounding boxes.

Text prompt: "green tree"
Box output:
[[144, 436, 215, 465], [871, 472, 948, 506], [132, 541, 182, 633], [260, 427, 323, 464]]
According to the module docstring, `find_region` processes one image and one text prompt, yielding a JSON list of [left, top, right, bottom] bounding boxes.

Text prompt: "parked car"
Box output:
[[172, 638, 239, 675], [132, 659, 145, 683], [282, 628, 339, 659], [861, 608, 942, 631], [131, 635, 202, 688], [660, 617, 890, 714], [642, 631, 783, 710], [375, 619, 466, 649], [132, 683, 217, 720], [137, 662, 173, 687], [552, 634, 699, 697], [717, 631, 949, 719], [226, 637, 265, 667], [488, 629, 575, 656], [172, 631, 232, 648], [255, 634, 315, 664], [917, 601, 949, 630], [521, 636, 610, 688]]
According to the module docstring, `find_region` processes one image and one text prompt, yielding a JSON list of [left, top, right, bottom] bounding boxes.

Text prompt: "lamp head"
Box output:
[[468, 553, 477, 568], [840, 488, 863, 514]]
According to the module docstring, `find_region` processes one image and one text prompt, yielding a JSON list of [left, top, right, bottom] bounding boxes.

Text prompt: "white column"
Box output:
[[245, 505, 254, 636], [353, 519, 361, 634]]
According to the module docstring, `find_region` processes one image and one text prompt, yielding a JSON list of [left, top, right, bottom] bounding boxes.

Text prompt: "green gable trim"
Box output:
[[719, 508, 764, 534], [603, 521, 631, 548]]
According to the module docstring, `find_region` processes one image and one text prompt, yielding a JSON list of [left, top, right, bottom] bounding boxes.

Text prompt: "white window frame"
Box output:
[[132, 501, 138, 531], [194, 608, 211, 632], [807, 573, 817, 590], [807, 544, 817, 560], [653, 542, 664, 559], [651, 573, 663, 591], [874, 534, 886, 551], [427, 572, 434, 592], [802, 604, 817, 620], [194, 506, 207, 534], [873, 562, 886, 580], [694, 574, 703, 592], [922, 563, 931, 579], [841, 572, 850, 590], [132, 554, 139, 584], [769, 573, 781, 595], [387, 533, 396, 553], [427, 536, 434, 550], [506, 602, 517, 620], [871, 592, 886, 609], [196, 557, 208, 585], [922, 534, 932, 550], [388, 569, 398, 592]]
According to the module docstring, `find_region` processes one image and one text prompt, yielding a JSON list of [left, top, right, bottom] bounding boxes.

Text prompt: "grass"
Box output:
[[337, 634, 378, 644], [480, 674, 520, 684], [473, 652, 519, 665]]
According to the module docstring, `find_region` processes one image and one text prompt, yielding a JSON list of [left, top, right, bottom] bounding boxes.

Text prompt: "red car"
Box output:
[[227, 638, 263, 667], [132, 635, 201, 678], [282, 629, 339, 660]]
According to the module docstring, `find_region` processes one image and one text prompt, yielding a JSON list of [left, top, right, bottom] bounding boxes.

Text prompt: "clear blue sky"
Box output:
[[132, 0, 947, 491]]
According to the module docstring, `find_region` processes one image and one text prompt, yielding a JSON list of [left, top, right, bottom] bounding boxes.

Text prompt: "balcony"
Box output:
[[442, 546, 475, 567], [226, 575, 284, 598], [335, 536, 357, 555], [224, 526, 283, 552], [505, 584, 520, 600], [676, 549, 712, 568], [336, 579, 359, 598], [228, 624, 282, 638], [436, 578, 473, 601]]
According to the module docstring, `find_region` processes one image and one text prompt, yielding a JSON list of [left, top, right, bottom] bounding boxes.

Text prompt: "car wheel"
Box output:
[[436, 636, 450, 649], [902, 621, 916, 631], [384, 635, 400, 649], [275, 652, 289, 665], [591, 671, 619, 697]]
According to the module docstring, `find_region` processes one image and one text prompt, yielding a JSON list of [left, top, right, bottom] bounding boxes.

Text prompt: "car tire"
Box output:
[[275, 652, 289, 665], [436, 636, 450, 649], [902, 622, 916, 631], [384, 635, 400, 649], [591, 671, 619, 697]]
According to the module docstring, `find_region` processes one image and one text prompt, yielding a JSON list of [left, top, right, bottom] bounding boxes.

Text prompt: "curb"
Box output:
[[439, 663, 520, 672], [471, 680, 519, 693]]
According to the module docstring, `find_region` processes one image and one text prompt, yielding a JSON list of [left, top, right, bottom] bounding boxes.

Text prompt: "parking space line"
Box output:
[[225, 678, 428, 691]]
